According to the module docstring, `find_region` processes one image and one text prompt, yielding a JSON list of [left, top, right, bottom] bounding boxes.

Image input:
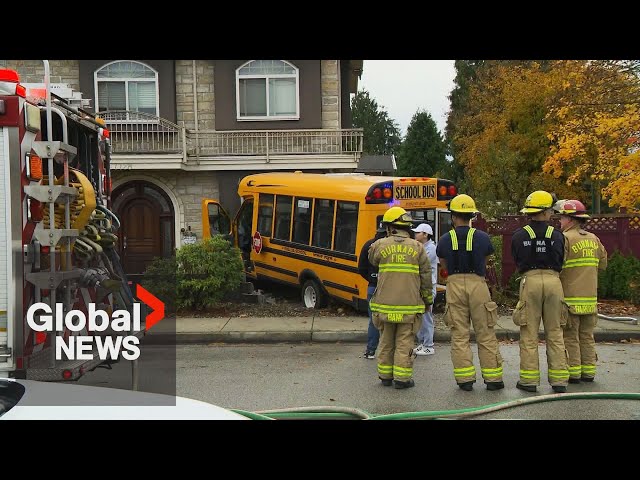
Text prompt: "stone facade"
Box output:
[[1, 60, 80, 91], [111, 170, 220, 242], [321, 60, 340, 129], [175, 60, 215, 131]]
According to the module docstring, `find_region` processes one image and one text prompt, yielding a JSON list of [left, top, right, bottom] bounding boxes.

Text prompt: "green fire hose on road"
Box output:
[[231, 391, 640, 420]]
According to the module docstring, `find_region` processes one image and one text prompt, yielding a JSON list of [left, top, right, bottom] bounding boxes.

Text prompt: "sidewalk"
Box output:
[[144, 313, 640, 345]]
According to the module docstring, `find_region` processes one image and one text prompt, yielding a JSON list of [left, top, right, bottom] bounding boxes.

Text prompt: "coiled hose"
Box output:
[[598, 313, 638, 325], [231, 391, 640, 420]]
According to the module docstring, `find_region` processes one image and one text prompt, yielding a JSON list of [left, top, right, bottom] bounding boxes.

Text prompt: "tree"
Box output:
[[446, 61, 583, 215], [351, 90, 402, 155], [396, 110, 447, 177], [444, 60, 486, 189], [543, 60, 640, 212]]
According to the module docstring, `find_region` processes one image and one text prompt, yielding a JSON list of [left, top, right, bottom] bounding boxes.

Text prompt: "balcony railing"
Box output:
[[99, 111, 185, 154], [100, 111, 363, 162], [193, 129, 363, 158]]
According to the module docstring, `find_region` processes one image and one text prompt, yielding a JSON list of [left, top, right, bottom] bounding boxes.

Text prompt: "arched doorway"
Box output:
[[112, 181, 175, 275]]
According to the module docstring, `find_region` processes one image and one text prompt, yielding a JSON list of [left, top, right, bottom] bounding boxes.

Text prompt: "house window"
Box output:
[[94, 61, 159, 116], [236, 60, 299, 121]]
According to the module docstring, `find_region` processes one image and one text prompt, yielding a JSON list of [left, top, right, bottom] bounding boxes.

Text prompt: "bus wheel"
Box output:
[[301, 279, 328, 309]]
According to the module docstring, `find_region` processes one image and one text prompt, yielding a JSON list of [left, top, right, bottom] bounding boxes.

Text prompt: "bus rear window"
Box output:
[[334, 201, 358, 254]]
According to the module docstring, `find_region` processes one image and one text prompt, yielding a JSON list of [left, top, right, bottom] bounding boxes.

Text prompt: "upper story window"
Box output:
[[236, 60, 299, 121], [94, 61, 159, 116]]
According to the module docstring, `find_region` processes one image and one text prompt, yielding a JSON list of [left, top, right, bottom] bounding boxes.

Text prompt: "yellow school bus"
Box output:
[[202, 172, 457, 311]]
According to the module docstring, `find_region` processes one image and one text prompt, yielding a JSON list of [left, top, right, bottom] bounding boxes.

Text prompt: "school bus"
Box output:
[[202, 172, 457, 311]]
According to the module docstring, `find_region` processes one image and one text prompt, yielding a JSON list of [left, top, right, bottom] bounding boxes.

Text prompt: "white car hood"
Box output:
[[1, 380, 248, 420]]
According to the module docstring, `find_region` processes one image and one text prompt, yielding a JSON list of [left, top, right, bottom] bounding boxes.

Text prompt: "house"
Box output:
[[3, 60, 364, 275]]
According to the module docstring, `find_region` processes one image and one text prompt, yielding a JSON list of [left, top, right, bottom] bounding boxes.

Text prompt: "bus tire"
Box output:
[[301, 279, 328, 309]]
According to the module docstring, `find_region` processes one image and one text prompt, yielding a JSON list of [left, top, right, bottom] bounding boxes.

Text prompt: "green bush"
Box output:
[[141, 255, 177, 314], [176, 236, 244, 310], [598, 251, 640, 302], [489, 235, 503, 284], [507, 270, 521, 295], [630, 275, 640, 305]]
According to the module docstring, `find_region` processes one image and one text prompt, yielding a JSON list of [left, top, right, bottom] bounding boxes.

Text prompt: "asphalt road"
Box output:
[[77, 342, 640, 420]]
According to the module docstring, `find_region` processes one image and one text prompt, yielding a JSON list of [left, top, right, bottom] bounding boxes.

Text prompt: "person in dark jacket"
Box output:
[[511, 190, 568, 394], [358, 223, 387, 359]]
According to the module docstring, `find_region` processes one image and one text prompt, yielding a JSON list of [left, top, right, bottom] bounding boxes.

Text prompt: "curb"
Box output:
[[142, 330, 640, 346]]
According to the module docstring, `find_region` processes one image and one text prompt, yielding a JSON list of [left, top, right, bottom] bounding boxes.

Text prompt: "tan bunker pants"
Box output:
[[374, 315, 421, 383], [443, 274, 503, 385], [512, 269, 569, 387], [563, 312, 597, 381]]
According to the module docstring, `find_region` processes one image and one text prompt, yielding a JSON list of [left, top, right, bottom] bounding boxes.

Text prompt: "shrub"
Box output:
[[140, 255, 177, 314], [598, 251, 640, 301], [489, 235, 503, 285], [176, 236, 244, 310], [507, 270, 521, 295]]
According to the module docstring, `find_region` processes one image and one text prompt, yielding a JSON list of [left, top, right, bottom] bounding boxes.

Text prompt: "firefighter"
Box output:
[[511, 190, 568, 393], [368, 206, 433, 389], [436, 194, 504, 391], [555, 199, 608, 383]]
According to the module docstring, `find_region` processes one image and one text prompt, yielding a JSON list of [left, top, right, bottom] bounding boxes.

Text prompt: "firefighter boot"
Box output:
[[458, 381, 474, 391], [380, 378, 393, 387], [516, 382, 537, 393], [486, 381, 505, 391], [394, 379, 415, 389]]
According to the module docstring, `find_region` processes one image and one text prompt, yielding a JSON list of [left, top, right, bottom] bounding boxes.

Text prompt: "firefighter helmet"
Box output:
[[520, 190, 554, 214], [555, 199, 591, 219], [448, 194, 479, 214], [382, 206, 413, 227]]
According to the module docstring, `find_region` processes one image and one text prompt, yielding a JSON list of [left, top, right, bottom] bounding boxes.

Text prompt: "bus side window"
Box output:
[[257, 193, 274, 237], [312, 199, 335, 249], [292, 197, 312, 245], [274, 195, 293, 241], [334, 201, 358, 254]]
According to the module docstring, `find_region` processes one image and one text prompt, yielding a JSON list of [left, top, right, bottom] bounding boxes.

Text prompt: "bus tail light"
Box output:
[[437, 179, 457, 201], [365, 182, 393, 204]]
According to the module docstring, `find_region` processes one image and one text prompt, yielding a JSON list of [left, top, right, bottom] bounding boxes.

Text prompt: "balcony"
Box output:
[[100, 111, 364, 171]]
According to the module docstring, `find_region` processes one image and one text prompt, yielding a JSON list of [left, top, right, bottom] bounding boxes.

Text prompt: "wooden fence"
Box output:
[[474, 214, 640, 287]]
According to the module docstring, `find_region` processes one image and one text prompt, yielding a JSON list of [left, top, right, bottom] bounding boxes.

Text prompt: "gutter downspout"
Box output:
[[193, 60, 200, 165]]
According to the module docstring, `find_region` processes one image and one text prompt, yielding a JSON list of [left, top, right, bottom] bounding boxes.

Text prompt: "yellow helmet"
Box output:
[[382, 206, 413, 227], [521, 190, 554, 214], [448, 194, 479, 214]]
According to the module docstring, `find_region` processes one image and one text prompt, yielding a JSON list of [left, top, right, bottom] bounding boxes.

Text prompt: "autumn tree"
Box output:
[[396, 110, 447, 177], [351, 90, 402, 155], [447, 61, 582, 215], [444, 60, 485, 190], [544, 60, 640, 212]]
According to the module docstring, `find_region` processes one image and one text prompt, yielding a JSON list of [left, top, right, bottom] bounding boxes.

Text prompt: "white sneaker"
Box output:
[[415, 345, 435, 356]]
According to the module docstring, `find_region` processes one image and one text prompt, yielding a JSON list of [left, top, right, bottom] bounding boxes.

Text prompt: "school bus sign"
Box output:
[[394, 184, 436, 200]]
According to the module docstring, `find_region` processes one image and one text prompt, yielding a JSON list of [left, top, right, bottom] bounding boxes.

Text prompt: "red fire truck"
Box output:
[[0, 61, 142, 381]]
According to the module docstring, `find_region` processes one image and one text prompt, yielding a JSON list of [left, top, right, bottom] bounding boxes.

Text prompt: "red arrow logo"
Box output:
[[136, 284, 165, 330]]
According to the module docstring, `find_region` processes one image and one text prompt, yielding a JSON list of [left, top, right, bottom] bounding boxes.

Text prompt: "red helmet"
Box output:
[[555, 199, 590, 219]]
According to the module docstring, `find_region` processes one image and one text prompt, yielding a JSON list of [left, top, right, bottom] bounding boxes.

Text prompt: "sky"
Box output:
[[358, 60, 456, 138]]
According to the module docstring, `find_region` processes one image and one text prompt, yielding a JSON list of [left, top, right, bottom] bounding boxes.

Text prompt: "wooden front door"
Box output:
[[120, 197, 162, 274]]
